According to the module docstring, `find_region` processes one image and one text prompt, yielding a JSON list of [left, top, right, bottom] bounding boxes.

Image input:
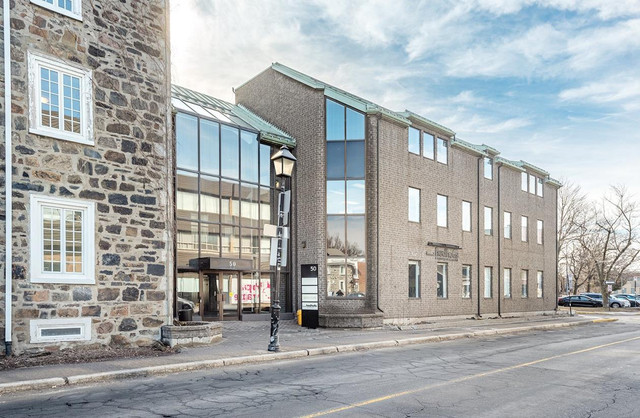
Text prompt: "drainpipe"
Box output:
[[476, 156, 481, 318], [555, 186, 559, 311], [4, 0, 13, 356], [497, 162, 501, 317], [376, 114, 383, 313]]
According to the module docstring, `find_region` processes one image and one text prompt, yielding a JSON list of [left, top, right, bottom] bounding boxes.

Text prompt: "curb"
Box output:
[[0, 318, 614, 395]]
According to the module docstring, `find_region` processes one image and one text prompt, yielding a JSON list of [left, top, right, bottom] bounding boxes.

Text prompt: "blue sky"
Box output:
[[171, 0, 640, 199]]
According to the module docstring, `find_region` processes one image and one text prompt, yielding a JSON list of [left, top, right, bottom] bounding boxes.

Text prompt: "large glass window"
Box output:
[[409, 187, 420, 223], [200, 119, 219, 175], [221, 125, 240, 179], [484, 207, 493, 236], [521, 270, 529, 297], [176, 113, 199, 171], [409, 261, 420, 298], [437, 195, 448, 227], [537, 271, 544, 298], [326, 98, 367, 297], [504, 211, 512, 239], [408, 127, 420, 155], [504, 268, 512, 298], [484, 267, 493, 298], [436, 137, 448, 164], [462, 201, 472, 232], [462, 265, 471, 299], [437, 263, 448, 298]]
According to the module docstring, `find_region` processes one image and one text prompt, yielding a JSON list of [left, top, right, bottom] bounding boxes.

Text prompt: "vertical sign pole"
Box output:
[[268, 183, 286, 352]]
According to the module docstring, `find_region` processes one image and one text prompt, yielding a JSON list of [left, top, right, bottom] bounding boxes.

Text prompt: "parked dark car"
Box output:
[[580, 292, 630, 308], [614, 294, 640, 307], [558, 295, 602, 307]]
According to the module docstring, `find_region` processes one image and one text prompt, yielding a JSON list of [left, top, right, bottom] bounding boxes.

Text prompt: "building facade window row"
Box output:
[[521, 172, 544, 197], [408, 126, 448, 164]]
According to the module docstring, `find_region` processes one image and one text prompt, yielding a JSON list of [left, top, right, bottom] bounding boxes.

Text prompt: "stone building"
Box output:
[[1, 0, 172, 354], [234, 63, 561, 327]]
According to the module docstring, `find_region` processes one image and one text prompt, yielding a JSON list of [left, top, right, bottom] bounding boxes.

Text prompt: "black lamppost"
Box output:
[[268, 145, 296, 352]]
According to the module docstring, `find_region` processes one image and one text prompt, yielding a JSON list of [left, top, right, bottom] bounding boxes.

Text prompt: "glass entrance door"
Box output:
[[221, 272, 240, 319], [201, 271, 240, 320]]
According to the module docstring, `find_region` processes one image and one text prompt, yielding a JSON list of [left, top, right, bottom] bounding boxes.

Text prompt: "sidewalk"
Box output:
[[0, 313, 614, 394]]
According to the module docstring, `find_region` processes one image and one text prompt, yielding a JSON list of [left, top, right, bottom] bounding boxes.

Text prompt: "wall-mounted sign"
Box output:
[[426, 242, 461, 261]]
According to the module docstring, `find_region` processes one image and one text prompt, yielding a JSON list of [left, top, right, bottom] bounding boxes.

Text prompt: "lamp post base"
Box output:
[[268, 301, 280, 352]]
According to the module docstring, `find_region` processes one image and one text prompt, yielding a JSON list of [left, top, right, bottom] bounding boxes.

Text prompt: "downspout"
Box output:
[[4, 0, 13, 356], [164, 0, 174, 326], [555, 186, 558, 311], [476, 156, 481, 318], [497, 163, 501, 317], [376, 114, 382, 313]]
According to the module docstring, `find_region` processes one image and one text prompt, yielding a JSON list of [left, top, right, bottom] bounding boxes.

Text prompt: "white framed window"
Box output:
[[529, 174, 536, 195], [484, 157, 493, 179], [521, 215, 528, 242], [28, 52, 93, 145], [423, 132, 434, 159], [437, 194, 448, 227], [462, 265, 472, 298], [30, 318, 92, 343], [504, 267, 512, 298], [462, 201, 471, 232], [437, 263, 448, 298], [537, 271, 544, 298], [409, 261, 420, 298], [536, 177, 544, 197], [484, 206, 493, 236], [521, 172, 528, 192], [408, 187, 420, 223], [521, 270, 529, 298], [436, 137, 448, 164], [30, 194, 95, 284], [484, 267, 493, 298], [408, 127, 420, 155], [504, 211, 512, 239], [537, 220, 544, 245], [31, 0, 83, 20]]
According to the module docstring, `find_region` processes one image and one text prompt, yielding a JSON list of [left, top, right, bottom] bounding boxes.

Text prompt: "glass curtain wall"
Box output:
[[175, 110, 283, 315], [326, 98, 366, 298]]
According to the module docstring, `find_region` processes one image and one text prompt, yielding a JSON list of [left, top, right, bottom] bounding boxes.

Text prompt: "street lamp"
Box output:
[[268, 145, 296, 352]]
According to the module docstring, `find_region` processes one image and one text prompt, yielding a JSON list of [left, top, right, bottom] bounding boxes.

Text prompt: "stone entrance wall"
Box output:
[[0, 0, 173, 354]]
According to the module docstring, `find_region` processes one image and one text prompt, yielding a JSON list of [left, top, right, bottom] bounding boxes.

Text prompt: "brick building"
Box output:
[[234, 63, 561, 327], [1, 0, 172, 354]]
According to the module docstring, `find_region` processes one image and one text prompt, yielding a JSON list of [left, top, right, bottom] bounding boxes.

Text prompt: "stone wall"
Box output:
[[0, 0, 172, 354]]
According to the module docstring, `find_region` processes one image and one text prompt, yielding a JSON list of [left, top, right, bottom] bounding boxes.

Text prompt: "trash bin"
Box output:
[[178, 308, 193, 322]]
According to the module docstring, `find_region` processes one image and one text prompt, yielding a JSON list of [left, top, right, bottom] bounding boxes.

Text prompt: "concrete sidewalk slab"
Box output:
[[0, 315, 616, 395]]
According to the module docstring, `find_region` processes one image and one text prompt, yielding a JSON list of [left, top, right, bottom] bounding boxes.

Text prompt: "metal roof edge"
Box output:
[[233, 66, 276, 94], [496, 156, 525, 172], [547, 178, 563, 188], [365, 107, 411, 126], [521, 161, 550, 176], [233, 104, 296, 148], [401, 110, 455, 137], [451, 138, 486, 156]]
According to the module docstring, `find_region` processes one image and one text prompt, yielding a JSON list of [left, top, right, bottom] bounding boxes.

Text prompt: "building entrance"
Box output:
[[200, 271, 241, 320]]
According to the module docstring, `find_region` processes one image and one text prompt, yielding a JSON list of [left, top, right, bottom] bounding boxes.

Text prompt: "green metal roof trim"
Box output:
[[451, 138, 486, 156], [547, 178, 563, 188], [400, 110, 455, 137], [495, 156, 526, 172], [521, 161, 549, 176], [271, 63, 410, 126], [171, 84, 295, 148]]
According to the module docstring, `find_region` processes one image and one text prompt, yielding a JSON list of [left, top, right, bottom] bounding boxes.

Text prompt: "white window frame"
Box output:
[[436, 137, 448, 164], [462, 265, 472, 299], [529, 174, 536, 195], [521, 215, 528, 242], [484, 206, 493, 236], [409, 261, 420, 298], [484, 266, 493, 298], [28, 52, 93, 145], [437, 263, 448, 299], [30, 318, 92, 343], [423, 132, 434, 159], [437, 194, 448, 228], [408, 127, 420, 155], [504, 211, 512, 239], [537, 219, 544, 245], [504, 267, 512, 298], [536, 177, 544, 197], [484, 157, 493, 180], [408, 187, 420, 223], [462, 201, 472, 232], [31, 0, 83, 21], [537, 271, 544, 298], [521, 172, 528, 192], [30, 194, 95, 284], [522, 270, 529, 298]]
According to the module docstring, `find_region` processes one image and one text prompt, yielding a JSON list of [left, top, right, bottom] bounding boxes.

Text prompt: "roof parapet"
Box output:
[[400, 110, 455, 137]]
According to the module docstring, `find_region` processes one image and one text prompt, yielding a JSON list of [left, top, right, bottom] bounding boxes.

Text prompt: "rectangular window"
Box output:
[[537, 220, 543, 245], [436, 137, 448, 164], [423, 133, 434, 159], [504, 211, 512, 239], [484, 267, 493, 298], [529, 174, 536, 195], [462, 265, 472, 298], [409, 261, 420, 298], [537, 271, 544, 298], [28, 52, 93, 144], [30, 195, 95, 284], [437, 263, 448, 298], [521, 216, 528, 242], [484, 157, 493, 179], [462, 201, 472, 232], [31, 0, 82, 20], [536, 177, 544, 197], [521, 172, 528, 192], [408, 187, 420, 223], [408, 127, 420, 155], [521, 270, 529, 297], [504, 268, 512, 298], [437, 194, 448, 227], [30, 318, 92, 343], [484, 206, 493, 235]]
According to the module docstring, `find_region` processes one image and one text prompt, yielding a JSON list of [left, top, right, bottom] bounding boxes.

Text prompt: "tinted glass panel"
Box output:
[[327, 181, 345, 214], [176, 220, 199, 267], [326, 99, 345, 141], [240, 183, 259, 228], [327, 215, 346, 297], [200, 119, 219, 175], [176, 113, 198, 170], [220, 180, 240, 224], [200, 223, 220, 258], [259, 144, 271, 186], [240, 228, 260, 260], [346, 215, 366, 257], [346, 141, 365, 178], [221, 125, 239, 179], [221, 225, 240, 258], [346, 180, 365, 214], [346, 108, 365, 140], [200, 175, 219, 223], [176, 171, 198, 220], [346, 215, 366, 298], [240, 130, 259, 182], [326, 141, 345, 180]]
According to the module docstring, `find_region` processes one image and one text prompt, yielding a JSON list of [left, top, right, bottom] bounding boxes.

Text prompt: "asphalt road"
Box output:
[[1, 318, 639, 417]]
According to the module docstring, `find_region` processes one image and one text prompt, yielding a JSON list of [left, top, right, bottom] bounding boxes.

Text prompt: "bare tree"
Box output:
[[577, 186, 640, 307], [557, 180, 588, 294]]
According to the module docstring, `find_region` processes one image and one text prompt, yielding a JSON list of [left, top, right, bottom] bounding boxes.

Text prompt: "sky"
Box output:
[[170, 0, 640, 201]]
